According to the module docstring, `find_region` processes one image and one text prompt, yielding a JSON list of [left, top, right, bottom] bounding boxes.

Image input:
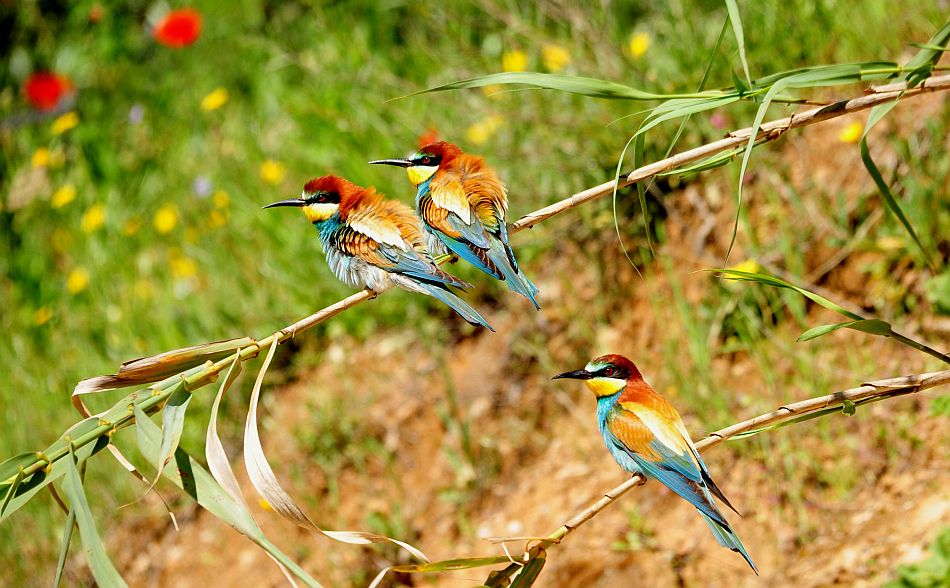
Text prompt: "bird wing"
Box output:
[[458, 161, 508, 237], [606, 403, 729, 527], [422, 173, 491, 248], [329, 218, 461, 287]]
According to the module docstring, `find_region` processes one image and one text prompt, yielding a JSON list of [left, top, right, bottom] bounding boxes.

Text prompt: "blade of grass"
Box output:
[[713, 269, 950, 363], [859, 101, 937, 272], [416, 72, 722, 101], [904, 21, 950, 87], [206, 354, 247, 506], [63, 446, 127, 587], [53, 507, 76, 587], [153, 387, 192, 486], [725, 0, 752, 86], [797, 319, 891, 342]]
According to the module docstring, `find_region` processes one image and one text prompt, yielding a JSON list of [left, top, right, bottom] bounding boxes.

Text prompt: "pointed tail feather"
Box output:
[[489, 240, 540, 310], [700, 514, 758, 575], [411, 280, 494, 331]]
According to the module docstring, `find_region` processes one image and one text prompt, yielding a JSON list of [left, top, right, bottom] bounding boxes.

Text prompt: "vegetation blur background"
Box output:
[[1, 0, 948, 586]]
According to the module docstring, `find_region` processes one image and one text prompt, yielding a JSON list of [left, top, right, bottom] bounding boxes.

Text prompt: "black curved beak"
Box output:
[[553, 369, 594, 380], [263, 198, 307, 209], [369, 158, 412, 168]]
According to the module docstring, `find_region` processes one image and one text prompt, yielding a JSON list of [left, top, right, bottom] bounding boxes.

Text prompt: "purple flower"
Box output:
[[128, 104, 145, 125], [192, 175, 213, 198]]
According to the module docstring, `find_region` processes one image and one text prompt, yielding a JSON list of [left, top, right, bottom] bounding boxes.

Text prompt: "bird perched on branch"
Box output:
[[370, 141, 540, 309], [265, 175, 493, 330], [554, 354, 757, 573]]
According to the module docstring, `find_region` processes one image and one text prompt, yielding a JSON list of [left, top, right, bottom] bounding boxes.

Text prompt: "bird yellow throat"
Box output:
[[303, 202, 339, 223], [585, 377, 628, 397], [407, 165, 438, 186]]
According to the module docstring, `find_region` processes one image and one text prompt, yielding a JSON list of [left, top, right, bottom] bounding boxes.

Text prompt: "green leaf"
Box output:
[[63, 446, 128, 587], [0, 452, 41, 485], [54, 508, 76, 587], [841, 400, 857, 416], [154, 387, 193, 483], [418, 72, 716, 101], [860, 102, 937, 272], [797, 319, 892, 342], [132, 403, 324, 588], [510, 549, 546, 587], [903, 21, 950, 87], [725, 0, 751, 86], [0, 425, 101, 522], [713, 269, 864, 320]]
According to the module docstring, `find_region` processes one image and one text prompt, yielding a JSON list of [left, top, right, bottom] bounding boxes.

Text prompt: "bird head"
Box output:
[[553, 354, 642, 398], [370, 141, 463, 186], [264, 175, 364, 223]]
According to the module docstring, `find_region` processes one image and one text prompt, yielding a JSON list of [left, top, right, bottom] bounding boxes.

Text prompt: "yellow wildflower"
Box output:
[[728, 259, 760, 274], [200, 87, 229, 112], [258, 498, 273, 511], [260, 160, 286, 185], [32, 148, 51, 168], [153, 204, 178, 234], [169, 254, 198, 279], [877, 236, 904, 251], [123, 217, 142, 235], [66, 268, 90, 294], [838, 122, 863, 143], [629, 32, 651, 59], [502, 50, 528, 72], [51, 112, 79, 135], [51, 184, 77, 208], [33, 306, 53, 326], [465, 114, 504, 145], [81, 204, 106, 233], [208, 209, 228, 228], [133, 279, 154, 300], [212, 190, 230, 208], [541, 44, 571, 72]]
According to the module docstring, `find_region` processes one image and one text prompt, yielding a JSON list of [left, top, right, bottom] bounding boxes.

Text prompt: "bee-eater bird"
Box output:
[[554, 354, 758, 573], [265, 175, 493, 330], [370, 141, 541, 310]]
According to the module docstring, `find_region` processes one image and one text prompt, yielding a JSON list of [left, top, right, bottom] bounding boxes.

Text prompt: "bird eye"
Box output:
[[604, 367, 615, 377], [420, 156, 432, 165]]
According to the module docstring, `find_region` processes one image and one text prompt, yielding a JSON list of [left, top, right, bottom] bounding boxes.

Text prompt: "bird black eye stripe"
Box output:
[[307, 191, 341, 204]]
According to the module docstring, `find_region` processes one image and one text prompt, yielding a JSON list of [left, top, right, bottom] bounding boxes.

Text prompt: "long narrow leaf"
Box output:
[[206, 354, 248, 506], [797, 319, 892, 342], [904, 21, 950, 87], [243, 339, 430, 561], [725, 0, 751, 86], [133, 403, 324, 588], [54, 508, 76, 587], [859, 101, 937, 272], [63, 446, 127, 587], [154, 387, 193, 484], [713, 268, 864, 319], [419, 72, 720, 101]]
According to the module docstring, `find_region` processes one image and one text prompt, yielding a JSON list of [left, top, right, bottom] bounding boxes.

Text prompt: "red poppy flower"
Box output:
[[153, 8, 203, 48], [24, 72, 73, 112], [417, 128, 439, 149]]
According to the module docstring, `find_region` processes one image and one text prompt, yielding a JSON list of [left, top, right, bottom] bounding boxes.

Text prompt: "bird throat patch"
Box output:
[[585, 377, 627, 397], [303, 202, 339, 223], [407, 165, 438, 186]]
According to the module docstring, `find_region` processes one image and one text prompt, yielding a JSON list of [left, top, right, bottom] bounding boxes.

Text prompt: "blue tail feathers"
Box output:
[[414, 281, 494, 331], [489, 240, 541, 310], [701, 513, 758, 574]]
